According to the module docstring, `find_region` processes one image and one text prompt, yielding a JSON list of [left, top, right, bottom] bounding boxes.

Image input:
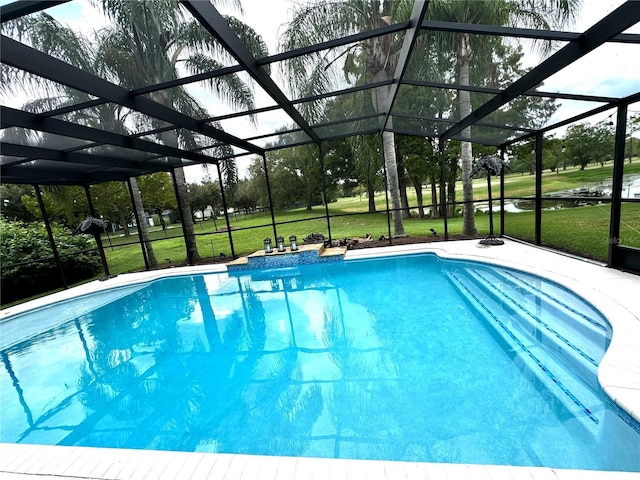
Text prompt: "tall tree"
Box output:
[[280, 0, 413, 237], [427, 0, 580, 235], [138, 173, 177, 231], [2, 13, 161, 266], [91, 182, 135, 236], [564, 122, 614, 170], [396, 135, 438, 219], [350, 134, 383, 213], [87, 0, 268, 261], [189, 181, 222, 219]]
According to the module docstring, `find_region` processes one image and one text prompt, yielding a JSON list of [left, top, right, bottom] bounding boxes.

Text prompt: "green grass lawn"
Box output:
[[98, 160, 640, 275], [4, 160, 637, 308]]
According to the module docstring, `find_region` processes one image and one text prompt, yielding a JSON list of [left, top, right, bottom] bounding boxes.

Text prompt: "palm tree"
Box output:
[[427, 0, 581, 235], [280, 0, 413, 237], [2, 14, 161, 266], [92, 0, 268, 261]]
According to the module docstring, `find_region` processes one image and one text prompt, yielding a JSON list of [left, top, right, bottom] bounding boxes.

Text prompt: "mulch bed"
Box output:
[[158, 234, 484, 271]]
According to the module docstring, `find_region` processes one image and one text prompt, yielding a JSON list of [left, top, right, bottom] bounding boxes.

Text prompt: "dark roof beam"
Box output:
[[440, 2, 640, 141], [0, 0, 71, 23], [0, 35, 263, 154], [402, 79, 620, 103], [1, 106, 213, 166], [258, 22, 411, 66], [381, 0, 431, 131], [421, 19, 640, 44], [180, 0, 322, 145], [0, 142, 170, 173], [1, 168, 130, 186]]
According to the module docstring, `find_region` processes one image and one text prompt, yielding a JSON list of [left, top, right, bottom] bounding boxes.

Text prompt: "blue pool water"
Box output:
[[1, 253, 639, 471]]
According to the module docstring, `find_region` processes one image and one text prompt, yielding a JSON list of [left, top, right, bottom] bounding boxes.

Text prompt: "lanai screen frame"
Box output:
[[1, 0, 639, 275]]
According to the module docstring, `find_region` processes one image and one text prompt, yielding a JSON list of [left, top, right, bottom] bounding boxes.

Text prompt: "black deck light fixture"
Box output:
[[289, 235, 298, 251], [276, 235, 286, 252], [471, 155, 511, 246], [74, 217, 115, 280], [263, 237, 273, 253]]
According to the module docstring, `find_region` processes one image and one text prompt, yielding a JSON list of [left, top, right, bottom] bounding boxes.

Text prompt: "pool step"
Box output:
[[460, 267, 609, 389], [445, 268, 607, 429]]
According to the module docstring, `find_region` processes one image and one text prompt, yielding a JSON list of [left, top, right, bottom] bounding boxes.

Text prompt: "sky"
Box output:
[[1, 0, 638, 183]]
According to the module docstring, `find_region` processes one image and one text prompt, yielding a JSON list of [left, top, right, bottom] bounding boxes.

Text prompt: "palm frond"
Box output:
[[279, 1, 366, 98], [182, 54, 256, 115], [2, 13, 94, 71], [219, 155, 238, 189], [506, 0, 582, 57], [223, 16, 270, 72]]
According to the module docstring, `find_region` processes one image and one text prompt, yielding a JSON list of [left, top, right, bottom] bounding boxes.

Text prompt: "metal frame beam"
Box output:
[[381, 0, 430, 131], [608, 104, 628, 266], [0, 35, 263, 155], [440, 2, 640, 141], [257, 22, 411, 67], [421, 19, 640, 44], [180, 0, 322, 145], [1, 168, 131, 186], [0, 0, 70, 22], [1, 106, 214, 166], [402, 79, 620, 104], [0, 142, 170, 173]]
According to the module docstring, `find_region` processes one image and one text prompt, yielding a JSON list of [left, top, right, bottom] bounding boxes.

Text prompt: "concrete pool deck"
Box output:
[[1, 239, 639, 479]]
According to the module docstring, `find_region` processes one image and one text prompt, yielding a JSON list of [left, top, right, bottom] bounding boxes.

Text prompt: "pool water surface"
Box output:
[[1, 253, 638, 471]]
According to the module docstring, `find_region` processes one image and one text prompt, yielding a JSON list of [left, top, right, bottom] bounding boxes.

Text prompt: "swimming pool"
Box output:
[[1, 251, 639, 472]]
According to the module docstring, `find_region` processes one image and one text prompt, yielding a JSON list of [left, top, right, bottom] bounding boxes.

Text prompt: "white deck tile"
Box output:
[[523, 467, 556, 480], [63, 447, 112, 478], [188, 452, 219, 479], [326, 458, 351, 480], [272, 456, 297, 479], [403, 462, 428, 480], [128, 451, 169, 480], [383, 461, 409, 480], [101, 448, 139, 478], [0, 444, 38, 472], [172, 452, 206, 479], [47, 447, 86, 476], [291, 457, 315, 480], [86, 450, 124, 479], [156, 451, 192, 480], [102, 450, 131, 478], [463, 464, 493, 480], [224, 454, 249, 480], [237, 457, 263, 480], [207, 454, 235, 478], [257, 455, 282, 480], [357, 459, 386, 480]]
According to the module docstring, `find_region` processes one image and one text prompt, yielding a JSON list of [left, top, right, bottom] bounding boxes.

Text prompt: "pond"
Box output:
[[485, 172, 640, 213]]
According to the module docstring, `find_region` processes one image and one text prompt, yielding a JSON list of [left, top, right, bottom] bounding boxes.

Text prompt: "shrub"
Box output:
[[1, 219, 102, 305]]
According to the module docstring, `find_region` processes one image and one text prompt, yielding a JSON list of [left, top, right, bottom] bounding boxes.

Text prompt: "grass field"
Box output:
[[3, 160, 638, 307], [98, 160, 640, 275]]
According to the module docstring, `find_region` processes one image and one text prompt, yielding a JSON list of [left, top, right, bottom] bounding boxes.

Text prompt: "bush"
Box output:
[[0, 219, 102, 304]]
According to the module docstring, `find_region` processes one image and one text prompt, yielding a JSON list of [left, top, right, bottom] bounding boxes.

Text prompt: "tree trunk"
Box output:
[[430, 176, 440, 219], [130, 176, 157, 267], [172, 165, 201, 261], [367, 179, 376, 213], [410, 177, 425, 218], [400, 177, 411, 219], [447, 157, 458, 218], [396, 155, 411, 219], [374, 76, 406, 237], [119, 212, 130, 236], [458, 32, 478, 236], [153, 91, 200, 261]]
